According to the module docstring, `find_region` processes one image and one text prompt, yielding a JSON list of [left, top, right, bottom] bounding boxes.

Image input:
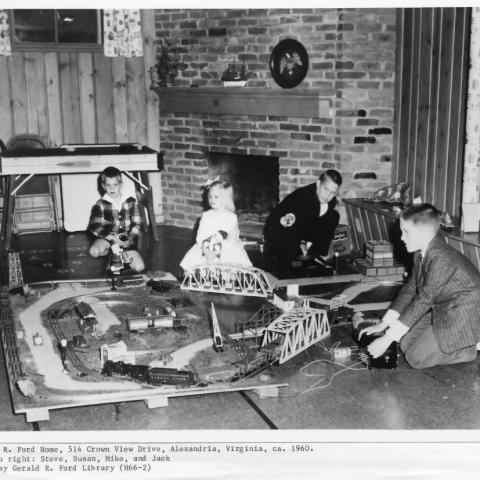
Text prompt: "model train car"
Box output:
[[127, 315, 175, 331], [126, 315, 188, 332], [198, 364, 243, 383], [232, 340, 282, 376], [196, 339, 283, 383], [101, 360, 197, 386], [148, 367, 197, 386], [149, 279, 179, 293]]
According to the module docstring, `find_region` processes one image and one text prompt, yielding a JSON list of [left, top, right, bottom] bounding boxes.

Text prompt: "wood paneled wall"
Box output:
[[0, 10, 161, 217], [393, 7, 471, 219]]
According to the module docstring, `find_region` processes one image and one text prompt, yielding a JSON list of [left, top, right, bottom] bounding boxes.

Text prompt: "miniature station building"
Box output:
[[0, 7, 480, 434]]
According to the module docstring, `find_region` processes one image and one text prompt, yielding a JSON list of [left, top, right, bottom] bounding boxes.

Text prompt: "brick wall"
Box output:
[[154, 8, 396, 228]]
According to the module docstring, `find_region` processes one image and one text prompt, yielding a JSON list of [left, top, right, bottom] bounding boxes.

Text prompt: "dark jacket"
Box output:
[[265, 182, 337, 238], [390, 233, 480, 353]]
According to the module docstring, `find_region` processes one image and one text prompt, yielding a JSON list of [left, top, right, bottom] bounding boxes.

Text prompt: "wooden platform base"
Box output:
[[19, 382, 288, 423], [0, 277, 290, 425]]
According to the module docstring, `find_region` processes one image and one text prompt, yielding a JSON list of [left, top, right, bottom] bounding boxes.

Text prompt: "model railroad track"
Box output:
[[48, 318, 98, 376], [0, 288, 25, 381]]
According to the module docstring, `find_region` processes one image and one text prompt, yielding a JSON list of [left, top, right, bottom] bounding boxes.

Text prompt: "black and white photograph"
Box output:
[[0, 3, 480, 478]]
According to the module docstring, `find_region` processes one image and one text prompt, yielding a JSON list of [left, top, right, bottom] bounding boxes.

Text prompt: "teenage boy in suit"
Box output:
[[263, 169, 342, 268], [360, 203, 480, 369]]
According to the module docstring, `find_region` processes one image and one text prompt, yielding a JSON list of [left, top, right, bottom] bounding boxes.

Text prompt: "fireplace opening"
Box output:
[[208, 152, 279, 237]]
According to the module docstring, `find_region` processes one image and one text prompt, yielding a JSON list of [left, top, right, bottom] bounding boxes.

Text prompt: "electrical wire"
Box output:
[[298, 359, 368, 395], [277, 358, 368, 397], [276, 352, 472, 399]]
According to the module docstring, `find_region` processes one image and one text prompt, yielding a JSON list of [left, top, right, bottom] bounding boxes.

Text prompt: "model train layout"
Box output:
[[0, 271, 303, 415], [0, 254, 403, 423]]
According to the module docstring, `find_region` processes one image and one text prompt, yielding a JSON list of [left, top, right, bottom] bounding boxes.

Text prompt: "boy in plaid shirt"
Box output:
[[88, 166, 145, 272]]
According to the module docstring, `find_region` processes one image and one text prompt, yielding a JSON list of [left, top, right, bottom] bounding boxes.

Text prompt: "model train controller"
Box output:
[[353, 324, 398, 369], [108, 234, 132, 274]]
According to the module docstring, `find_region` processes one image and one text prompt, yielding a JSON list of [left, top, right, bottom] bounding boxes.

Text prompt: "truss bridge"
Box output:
[[261, 307, 330, 364]]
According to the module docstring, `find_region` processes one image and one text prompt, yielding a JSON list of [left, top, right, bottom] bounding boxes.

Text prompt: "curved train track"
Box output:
[[0, 288, 25, 381], [48, 318, 98, 376]]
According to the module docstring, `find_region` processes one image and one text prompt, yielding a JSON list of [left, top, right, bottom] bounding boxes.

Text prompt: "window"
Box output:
[[11, 9, 102, 50]]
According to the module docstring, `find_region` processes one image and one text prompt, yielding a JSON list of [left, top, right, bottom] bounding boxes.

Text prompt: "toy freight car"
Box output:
[[148, 367, 197, 386], [198, 364, 242, 383], [126, 318, 150, 331], [238, 341, 282, 374], [149, 280, 178, 293], [126, 315, 175, 331]]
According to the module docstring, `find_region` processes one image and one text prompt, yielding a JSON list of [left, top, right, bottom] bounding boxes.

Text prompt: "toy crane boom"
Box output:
[[210, 303, 224, 352]]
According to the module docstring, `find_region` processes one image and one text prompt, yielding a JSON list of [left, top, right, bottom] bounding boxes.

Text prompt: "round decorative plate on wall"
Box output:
[[269, 38, 309, 89]]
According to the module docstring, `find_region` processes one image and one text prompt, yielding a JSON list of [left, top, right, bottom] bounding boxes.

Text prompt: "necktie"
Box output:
[[415, 252, 423, 285]]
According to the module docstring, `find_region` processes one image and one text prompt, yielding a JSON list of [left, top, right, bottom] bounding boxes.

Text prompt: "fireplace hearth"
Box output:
[[208, 152, 279, 237]]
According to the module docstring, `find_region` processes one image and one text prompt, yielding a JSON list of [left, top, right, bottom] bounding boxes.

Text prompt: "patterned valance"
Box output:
[[0, 10, 11, 56], [103, 9, 143, 58]]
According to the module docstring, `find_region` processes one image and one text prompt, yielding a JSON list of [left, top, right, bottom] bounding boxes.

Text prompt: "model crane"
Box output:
[[210, 303, 224, 352]]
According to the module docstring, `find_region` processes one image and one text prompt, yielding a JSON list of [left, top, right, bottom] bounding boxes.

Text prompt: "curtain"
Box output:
[[464, 7, 480, 203], [0, 10, 11, 56], [103, 9, 143, 58]]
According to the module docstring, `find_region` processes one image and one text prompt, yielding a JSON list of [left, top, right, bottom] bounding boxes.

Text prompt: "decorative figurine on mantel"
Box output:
[[221, 56, 249, 87], [151, 36, 185, 87]]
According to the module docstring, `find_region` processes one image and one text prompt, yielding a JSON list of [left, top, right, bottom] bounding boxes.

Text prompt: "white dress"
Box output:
[[180, 209, 252, 270]]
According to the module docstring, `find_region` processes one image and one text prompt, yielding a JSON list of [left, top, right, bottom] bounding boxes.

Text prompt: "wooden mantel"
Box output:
[[152, 86, 332, 118]]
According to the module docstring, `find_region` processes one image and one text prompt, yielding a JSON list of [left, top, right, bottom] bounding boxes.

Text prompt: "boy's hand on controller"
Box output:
[[118, 237, 130, 248], [367, 335, 392, 358], [359, 321, 387, 339]]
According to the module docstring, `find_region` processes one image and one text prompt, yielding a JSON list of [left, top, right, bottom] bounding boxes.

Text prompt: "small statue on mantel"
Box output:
[[221, 56, 249, 82], [152, 36, 185, 87]]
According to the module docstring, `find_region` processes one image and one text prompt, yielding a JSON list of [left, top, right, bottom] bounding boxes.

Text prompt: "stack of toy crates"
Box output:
[[366, 240, 394, 266], [354, 240, 405, 276]]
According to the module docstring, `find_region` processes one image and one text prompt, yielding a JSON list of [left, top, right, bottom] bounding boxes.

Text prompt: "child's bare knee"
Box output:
[[128, 252, 145, 272], [132, 258, 145, 272], [89, 245, 107, 257]]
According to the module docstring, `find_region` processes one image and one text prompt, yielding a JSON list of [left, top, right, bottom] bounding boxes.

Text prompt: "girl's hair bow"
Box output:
[[201, 175, 220, 190]]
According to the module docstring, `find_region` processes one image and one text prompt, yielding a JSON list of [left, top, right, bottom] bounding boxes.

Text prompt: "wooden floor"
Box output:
[[2, 226, 480, 431], [14, 226, 193, 284]]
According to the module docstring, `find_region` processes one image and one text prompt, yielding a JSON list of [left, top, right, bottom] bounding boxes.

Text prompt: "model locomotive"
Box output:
[[101, 360, 197, 386]]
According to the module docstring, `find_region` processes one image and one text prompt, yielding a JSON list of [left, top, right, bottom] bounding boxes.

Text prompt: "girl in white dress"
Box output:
[[180, 180, 252, 271]]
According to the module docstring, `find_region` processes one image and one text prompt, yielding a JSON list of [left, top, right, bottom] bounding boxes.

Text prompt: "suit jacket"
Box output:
[[390, 232, 480, 353], [264, 183, 337, 238]]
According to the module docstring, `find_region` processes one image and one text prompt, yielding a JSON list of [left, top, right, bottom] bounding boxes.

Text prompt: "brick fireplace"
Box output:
[[154, 8, 396, 230], [159, 106, 339, 232], [208, 151, 279, 226]]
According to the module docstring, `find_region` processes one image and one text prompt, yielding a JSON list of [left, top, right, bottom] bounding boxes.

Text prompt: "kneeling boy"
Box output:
[[360, 203, 480, 369], [88, 166, 145, 272]]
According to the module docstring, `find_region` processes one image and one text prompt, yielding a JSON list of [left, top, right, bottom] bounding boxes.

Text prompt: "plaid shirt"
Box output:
[[89, 195, 142, 243]]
